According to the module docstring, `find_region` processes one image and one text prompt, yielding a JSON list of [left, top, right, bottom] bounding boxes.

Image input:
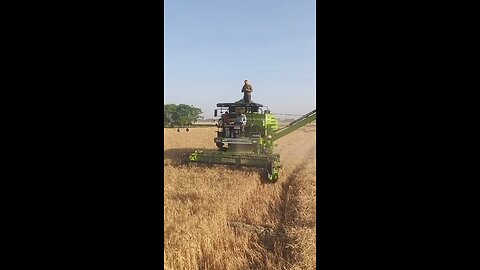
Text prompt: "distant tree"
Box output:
[[164, 104, 177, 127], [164, 104, 203, 127]]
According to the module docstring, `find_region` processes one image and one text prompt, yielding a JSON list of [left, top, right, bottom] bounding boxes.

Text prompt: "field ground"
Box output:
[[164, 126, 316, 270]]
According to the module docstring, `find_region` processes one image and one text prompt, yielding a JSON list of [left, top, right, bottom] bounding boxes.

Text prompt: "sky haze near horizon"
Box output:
[[164, 0, 316, 118]]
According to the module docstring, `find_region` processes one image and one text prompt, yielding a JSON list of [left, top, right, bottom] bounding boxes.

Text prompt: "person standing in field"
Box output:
[[241, 80, 253, 103]]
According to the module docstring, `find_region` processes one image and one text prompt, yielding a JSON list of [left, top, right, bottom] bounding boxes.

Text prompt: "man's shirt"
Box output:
[[236, 114, 247, 125], [242, 84, 253, 93]]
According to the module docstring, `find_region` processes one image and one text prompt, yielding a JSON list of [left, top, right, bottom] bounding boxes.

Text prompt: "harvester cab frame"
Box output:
[[215, 102, 265, 141], [183, 100, 316, 182]]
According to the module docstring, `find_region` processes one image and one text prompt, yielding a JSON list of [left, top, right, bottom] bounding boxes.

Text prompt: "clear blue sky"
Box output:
[[164, 0, 316, 118]]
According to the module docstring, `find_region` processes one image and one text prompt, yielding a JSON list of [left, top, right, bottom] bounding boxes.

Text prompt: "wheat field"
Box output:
[[164, 125, 316, 270]]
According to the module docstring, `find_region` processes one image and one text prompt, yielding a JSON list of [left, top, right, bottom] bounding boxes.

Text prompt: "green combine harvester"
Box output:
[[182, 101, 316, 182]]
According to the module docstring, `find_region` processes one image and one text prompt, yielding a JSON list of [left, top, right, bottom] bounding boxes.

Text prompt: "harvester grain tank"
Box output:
[[182, 101, 316, 182]]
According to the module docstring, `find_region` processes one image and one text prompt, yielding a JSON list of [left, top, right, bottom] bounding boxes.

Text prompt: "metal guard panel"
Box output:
[[221, 138, 253, 144], [187, 150, 279, 167]]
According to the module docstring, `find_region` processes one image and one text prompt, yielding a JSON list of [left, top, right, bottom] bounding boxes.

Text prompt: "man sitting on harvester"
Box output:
[[235, 110, 247, 136], [217, 111, 229, 128], [222, 111, 230, 125]]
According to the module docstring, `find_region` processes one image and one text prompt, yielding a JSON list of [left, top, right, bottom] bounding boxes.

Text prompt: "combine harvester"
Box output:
[[182, 101, 316, 182]]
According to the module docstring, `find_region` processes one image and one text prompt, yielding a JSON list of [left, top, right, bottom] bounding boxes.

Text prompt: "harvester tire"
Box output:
[[265, 161, 277, 182], [181, 154, 188, 164]]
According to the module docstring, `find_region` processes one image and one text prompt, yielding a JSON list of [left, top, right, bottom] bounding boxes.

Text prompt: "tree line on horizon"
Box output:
[[164, 104, 203, 128]]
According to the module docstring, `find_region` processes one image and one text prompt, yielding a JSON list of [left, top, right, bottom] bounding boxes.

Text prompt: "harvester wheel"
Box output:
[[265, 161, 278, 182], [181, 153, 188, 164]]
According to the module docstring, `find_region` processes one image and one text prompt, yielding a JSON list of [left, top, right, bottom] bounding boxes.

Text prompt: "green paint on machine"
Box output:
[[183, 100, 315, 182]]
